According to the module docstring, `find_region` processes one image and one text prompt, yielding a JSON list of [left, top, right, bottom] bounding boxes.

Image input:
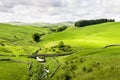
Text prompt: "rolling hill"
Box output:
[[0, 22, 120, 80], [7, 21, 74, 27]]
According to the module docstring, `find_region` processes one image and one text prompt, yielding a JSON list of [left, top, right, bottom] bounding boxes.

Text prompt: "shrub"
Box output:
[[56, 26, 67, 32], [65, 74, 71, 80], [0, 42, 5, 46], [82, 66, 93, 72], [32, 33, 40, 42], [60, 45, 71, 52], [57, 41, 72, 52], [87, 67, 93, 72], [50, 26, 67, 32], [82, 66, 87, 72], [59, 73, 71, 80], [32, 33, 45, 42], [80, 58, 84, 63], [41, 41, 72, 54], [57, 41, 64, 48], [70, 65, 77, 71], [92, 62, 100, 67]]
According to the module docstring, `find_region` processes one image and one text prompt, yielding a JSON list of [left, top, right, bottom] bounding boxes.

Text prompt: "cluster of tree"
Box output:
[[50, 26, 67, 32], [32, 33, 45, 42], [50, 41, 72, 53], [75, 19, 115, 27]]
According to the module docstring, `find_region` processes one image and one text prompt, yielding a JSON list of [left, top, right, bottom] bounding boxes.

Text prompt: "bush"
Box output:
[[59, 73, 71, 80], [57, 41, 72, 52], [45, 41, 72, 53], [39, 41, 72, 54], [60, 45, 71, 52], [50, 26, 67, 32], [82, 66, 93, 72], [70, 65, 77, 71], [82, 66, 87, 72], [32, 33, 40, 42], [32, 33, 45, 42], [65, 74, 71, 80], [56, 26, 67, 32], [57, 41, 64, 48], [87, 67, 93, 72], [0, 42, 5, 46], [79, 58, 85, 63]]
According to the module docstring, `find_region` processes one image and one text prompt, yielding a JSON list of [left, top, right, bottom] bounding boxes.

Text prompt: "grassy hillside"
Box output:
[[41, 22, 120, 80], [42, 22, 120, 48], [0, 23, 49, 80], [0, 22, 120, 80]]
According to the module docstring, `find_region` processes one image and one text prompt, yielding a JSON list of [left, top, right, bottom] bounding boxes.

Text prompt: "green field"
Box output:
[[0, 22, 120, 80]]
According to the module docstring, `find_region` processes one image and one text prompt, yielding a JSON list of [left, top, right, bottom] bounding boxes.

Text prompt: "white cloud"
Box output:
[[0, 0, 120, 23]]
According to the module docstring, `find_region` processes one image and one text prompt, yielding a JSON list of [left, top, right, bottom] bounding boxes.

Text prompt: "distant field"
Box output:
[[0, 22, 120, 80]]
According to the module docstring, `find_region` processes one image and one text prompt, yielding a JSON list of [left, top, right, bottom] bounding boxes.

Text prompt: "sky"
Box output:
[[0, 0, 120, 23]]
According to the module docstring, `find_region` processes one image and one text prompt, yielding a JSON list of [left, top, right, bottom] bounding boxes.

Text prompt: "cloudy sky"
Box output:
[[0, 0, 120, 23]]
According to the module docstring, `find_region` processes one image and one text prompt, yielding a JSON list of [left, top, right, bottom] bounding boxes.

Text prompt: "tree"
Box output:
[[32, 33, 40, 42], [75, 19, 115, 27], [50, 26, 67, 32]]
